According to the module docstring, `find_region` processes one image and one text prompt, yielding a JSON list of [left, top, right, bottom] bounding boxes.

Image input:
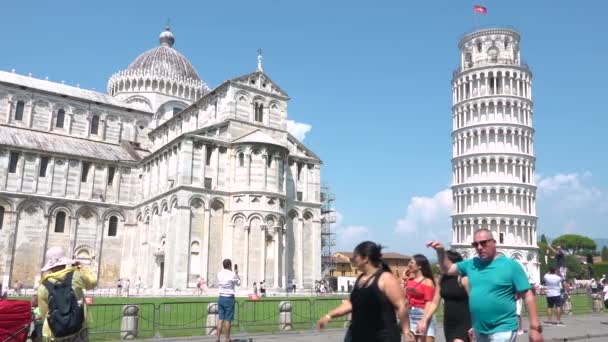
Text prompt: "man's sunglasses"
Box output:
[[471, 238, 495, 248]]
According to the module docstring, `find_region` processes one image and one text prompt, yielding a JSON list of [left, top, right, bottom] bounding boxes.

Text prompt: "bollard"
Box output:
[[562, 295, 572, 315], [206, 302, 219, 335], [120, 305, 139, 339], [592, 294, 604, 313], [279, 301, 293, 331]]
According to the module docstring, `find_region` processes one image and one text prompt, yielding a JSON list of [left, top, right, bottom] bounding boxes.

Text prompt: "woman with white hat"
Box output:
[[37, 246, 97, 341]]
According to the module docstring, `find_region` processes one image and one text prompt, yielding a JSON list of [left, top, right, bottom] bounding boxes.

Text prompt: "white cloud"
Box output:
[[395, 189, 453, 234], [536, 172, 603, 210], [286, 120, 312, 141], [331, 211, 372, 252], [535, 171, 608, 238]]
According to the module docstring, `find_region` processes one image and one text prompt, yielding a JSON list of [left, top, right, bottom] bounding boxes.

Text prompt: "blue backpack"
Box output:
[[43, 271, 84, 337]]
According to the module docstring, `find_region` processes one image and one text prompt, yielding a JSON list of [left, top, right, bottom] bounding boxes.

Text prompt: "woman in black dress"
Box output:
[[317, 241, 415, 342], [419, 250, 471, 342]]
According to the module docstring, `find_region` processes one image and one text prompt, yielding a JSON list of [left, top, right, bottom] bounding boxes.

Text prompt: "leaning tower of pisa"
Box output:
[[450, 28, 539, 283]]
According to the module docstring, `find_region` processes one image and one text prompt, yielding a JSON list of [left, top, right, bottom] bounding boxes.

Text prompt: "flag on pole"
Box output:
[[474, 5, 487, 14]]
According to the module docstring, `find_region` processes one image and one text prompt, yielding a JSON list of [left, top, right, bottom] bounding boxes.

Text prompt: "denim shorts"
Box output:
[[409, 306, 436, 337], [218, 296, 235, 321]]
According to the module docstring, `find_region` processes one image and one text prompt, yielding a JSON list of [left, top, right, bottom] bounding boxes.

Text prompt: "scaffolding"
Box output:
[[320, 185, 336, 278]]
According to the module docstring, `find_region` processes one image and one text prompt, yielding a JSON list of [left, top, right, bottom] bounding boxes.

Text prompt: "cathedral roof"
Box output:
[[107, 26, 209, 99], [233, 130, 284, 147], [0, 71, 151, 113], [126, 27, 201, 84], [0, 125, 147, 162]]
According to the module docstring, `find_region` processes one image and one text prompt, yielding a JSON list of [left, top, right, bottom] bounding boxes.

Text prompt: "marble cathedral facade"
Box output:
[[0, 27, 322, 290]]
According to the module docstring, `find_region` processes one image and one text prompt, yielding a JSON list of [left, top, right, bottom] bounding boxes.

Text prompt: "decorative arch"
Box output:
[[189, 196, 206, 210], [235, 90, 250, 103], [265, 214, 278, 227], [151, 203, 160, 216], [102, 209, 126, 222], [0, 196, 13, 212], [16, 199, 45, 215], [209, 197, 225, 209], [48, 203, 74, 218], [247, 213, 264, 224], [231, 213, 246, 224], [287, 209, 299, 220]]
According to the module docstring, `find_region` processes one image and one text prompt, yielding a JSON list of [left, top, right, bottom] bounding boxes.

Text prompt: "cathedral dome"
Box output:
[[108, 26, 209, 103], [127, 27, 201, 83]]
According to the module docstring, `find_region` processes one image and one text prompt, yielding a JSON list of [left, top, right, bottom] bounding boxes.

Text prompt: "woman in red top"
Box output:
[[405, 254, 436, 342]]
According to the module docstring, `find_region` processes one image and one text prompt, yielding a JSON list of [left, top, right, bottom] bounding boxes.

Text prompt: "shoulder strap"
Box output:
[[64, 271, 75, 285]]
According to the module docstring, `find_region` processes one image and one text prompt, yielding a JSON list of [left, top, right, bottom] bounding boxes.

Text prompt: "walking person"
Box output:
[[38, 246, 97, 342], [216, 259, 240, 342], [428, 228, 543, 342], [135, 277, 142, 295], [260, 280, 266, 297], [30, 294, 44, 342], [317, 241, 415, 342], [405, 254, 437, 342], [422, 250, 472, 342], [543, 267, 564, 325], [602, 279, 608, 309]]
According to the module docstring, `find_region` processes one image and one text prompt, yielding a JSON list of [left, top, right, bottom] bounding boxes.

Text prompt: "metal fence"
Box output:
[[84, 293, 598, 340]]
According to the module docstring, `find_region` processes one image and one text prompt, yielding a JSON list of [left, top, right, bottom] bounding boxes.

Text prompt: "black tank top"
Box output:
[[348, 269, 400, 342], [439, 275, 471, 330]]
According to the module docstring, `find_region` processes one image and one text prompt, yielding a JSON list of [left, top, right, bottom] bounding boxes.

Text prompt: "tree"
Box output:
[[601, 245, 608, 262], [551, 234, 597, 255], [540, 234, 548, 244]]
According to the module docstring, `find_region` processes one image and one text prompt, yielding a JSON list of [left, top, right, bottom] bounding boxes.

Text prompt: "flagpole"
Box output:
[[472, 0, 479, 30]]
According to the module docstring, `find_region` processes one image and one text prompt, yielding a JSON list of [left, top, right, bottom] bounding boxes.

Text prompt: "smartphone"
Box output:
[[234, 264, 238, 270]]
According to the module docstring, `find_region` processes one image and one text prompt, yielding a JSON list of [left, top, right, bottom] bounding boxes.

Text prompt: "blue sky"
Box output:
[[2, 1, 608, 255]]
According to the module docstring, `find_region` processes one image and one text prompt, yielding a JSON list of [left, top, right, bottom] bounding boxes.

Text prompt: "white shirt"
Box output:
[[603, 285, 608, 301], [217, 269, 240, 296], [544, 273, 563, 297]]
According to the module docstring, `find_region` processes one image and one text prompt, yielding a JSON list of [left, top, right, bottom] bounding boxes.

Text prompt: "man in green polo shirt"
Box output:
[[427, 229, 543, 342]]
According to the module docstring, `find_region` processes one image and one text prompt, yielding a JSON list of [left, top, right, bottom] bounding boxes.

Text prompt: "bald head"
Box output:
[[474, 228, 494, 240]]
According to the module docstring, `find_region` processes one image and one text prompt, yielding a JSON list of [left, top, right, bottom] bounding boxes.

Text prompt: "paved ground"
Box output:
[[144, 314, 608, 341]]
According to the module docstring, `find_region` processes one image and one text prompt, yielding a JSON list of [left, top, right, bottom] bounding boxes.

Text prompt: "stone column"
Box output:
[[201, 208, 211, 281], [297, 218, 303, 289], [32, 154, 41, 193], [178, 139, 194, 186], [89, 164, 97, 200], [93, 216, 104, 279], [35, 213, 52, 283], [275, 156, 281, 192], [47, 157, 56, 195], [263, 154, 268, 190], [17, 153, 25, 192], [69, 215, 78, 257], [260, 225, 267, 284], [3, 209, 19, 287], [214, 146, 220, 189], [170, 206, 191, 288], [281, 226, 287, 288], [247, 152, 252, 189], [6, 101, 13, 124], [243, 225, 250, 287], [273, 227, 280, 288], [201, 145, 207, 187], [228, 152, 236, 189], [27, 101, 34, 128]]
